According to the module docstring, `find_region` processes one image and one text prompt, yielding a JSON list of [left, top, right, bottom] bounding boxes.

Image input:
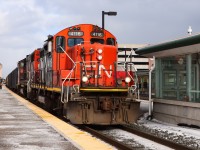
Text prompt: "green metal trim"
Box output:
[[135, 34, 200, 55]]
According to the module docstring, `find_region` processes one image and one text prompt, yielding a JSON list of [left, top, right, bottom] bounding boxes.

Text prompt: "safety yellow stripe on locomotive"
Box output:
[[31, 84, 128, 92], [80, 88, 128, 92], [31, 84, 61, 93]]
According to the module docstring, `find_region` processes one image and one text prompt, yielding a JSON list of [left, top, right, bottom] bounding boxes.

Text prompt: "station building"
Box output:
[[135, 33, 200, 126]]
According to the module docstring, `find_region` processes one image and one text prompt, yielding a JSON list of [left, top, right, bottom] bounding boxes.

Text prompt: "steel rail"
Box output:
[[79, 125, 136, 150], [120, 125, 193, 150]]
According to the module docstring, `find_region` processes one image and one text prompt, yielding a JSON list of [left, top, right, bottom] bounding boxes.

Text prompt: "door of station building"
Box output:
[[159, 56, 187, 100], [190, 64, 200, 102], [162, 69, 186, 100]]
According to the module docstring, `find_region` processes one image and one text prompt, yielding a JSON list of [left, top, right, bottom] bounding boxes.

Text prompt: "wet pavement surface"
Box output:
[[0, 87, 79, 150]]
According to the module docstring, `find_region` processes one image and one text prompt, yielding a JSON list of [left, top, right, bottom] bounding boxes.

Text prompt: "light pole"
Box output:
[[102, 11, 117, 30]]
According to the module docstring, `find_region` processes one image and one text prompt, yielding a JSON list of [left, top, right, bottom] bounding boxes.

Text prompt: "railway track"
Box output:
[[120, 125, 193, 150], [79, 125, 193, 150], [79, 125, 134, 150]]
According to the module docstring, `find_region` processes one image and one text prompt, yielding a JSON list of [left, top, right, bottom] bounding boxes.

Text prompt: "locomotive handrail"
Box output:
[[117, 62, 138, 85], [125, 63, 138, 91], [81, 56, 87, 76], [117, 62, 139, 97], [27, 71, 31, 93], [119, 48, 140, 97], [59, 46, 76, 65], [59, 46, 76, 103]]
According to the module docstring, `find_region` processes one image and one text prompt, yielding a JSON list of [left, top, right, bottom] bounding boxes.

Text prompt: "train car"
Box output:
[[7, 24, 140, 125], [0, 77, 3, 89], [6, 67, 18, 91], [26, 49, 40, 99], [17, 58, 27, 96]]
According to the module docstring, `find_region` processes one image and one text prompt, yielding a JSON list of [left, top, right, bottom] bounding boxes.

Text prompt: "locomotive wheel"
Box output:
[[50, 93, 63, 116], [44, 96, 54, 113]]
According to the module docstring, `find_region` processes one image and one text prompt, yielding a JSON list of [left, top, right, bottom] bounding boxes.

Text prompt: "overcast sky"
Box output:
[[0, 0, 200, 77]]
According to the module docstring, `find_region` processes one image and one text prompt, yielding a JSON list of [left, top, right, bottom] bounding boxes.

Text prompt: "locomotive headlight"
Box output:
[[97, 55, 102, 61], [97, 49, 103, 54], [82, 76, 88, 82], [125, 77, 131, 83]]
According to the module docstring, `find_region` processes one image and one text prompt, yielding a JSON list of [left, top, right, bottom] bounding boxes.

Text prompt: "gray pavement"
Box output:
[[0, 87, 79, 150]]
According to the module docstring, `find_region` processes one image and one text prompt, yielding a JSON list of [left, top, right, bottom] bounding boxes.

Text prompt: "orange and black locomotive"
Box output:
[[6, 24, 140, 124]]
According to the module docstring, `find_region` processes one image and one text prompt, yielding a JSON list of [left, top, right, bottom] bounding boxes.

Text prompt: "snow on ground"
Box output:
[[102, 128, 173, 150], [132, 112, 200, 149]]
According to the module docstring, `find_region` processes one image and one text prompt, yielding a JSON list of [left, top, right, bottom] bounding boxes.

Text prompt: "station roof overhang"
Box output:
[[135, 33, 200, 58]]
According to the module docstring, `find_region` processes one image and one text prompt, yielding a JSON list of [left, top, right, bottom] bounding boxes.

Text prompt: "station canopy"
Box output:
[[135, 33, 200, 58]]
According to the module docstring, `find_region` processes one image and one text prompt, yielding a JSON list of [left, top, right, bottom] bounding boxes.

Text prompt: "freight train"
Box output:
[[6, 24, 140, 124], [0, 77, 3, 89]]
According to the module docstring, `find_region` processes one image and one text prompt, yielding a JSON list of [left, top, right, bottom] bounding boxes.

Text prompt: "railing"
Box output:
[[59, 46, 76, 103], [117, 62, 138, 96]]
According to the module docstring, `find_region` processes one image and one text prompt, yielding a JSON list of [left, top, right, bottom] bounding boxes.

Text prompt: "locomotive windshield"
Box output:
[[106, 38, 115, 46], [90, 38, 104, 44], [56, 36, 65, 53], [68, 38, 83, 47]]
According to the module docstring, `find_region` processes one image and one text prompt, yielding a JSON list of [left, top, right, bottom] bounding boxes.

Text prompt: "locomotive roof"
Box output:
[[54, 23, 116, 38]]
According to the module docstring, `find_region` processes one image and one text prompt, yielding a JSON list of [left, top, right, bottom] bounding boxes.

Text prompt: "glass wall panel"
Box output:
[[156, 56, 187, 100], [190, 53, 200, 102], [155, 53, 200, 103]]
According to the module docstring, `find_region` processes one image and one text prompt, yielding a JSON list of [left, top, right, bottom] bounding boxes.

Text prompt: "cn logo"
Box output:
[[85, 64, 112, 78], [99, 65, 112, 78]]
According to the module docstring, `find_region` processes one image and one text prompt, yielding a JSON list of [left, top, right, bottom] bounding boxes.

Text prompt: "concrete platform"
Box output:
[[0, 86, 113, 150], [153, 99, 200, 126]]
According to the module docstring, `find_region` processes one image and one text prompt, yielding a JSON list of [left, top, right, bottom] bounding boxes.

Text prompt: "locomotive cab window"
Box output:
[[106, 38, 115, 46], [31, 53, 34, 62], [56, 36, 65, 53], [43, 43, 48, 51], [90, 38, 104, 44], [20, 62, 24, 67], [68, 38, 83, 47]]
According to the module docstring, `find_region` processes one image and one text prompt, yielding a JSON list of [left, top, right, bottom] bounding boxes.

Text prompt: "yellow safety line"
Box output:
[[5, 87, 113, 150]]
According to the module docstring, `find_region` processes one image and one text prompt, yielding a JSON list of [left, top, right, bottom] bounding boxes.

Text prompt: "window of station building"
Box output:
[[190, 53, 200, 102], [90, 38, 104, 44], [106, 38, 115, 46], [56, 36, 65, 53], [163, 72, 176, 86], [68, 38, 83, 47]]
